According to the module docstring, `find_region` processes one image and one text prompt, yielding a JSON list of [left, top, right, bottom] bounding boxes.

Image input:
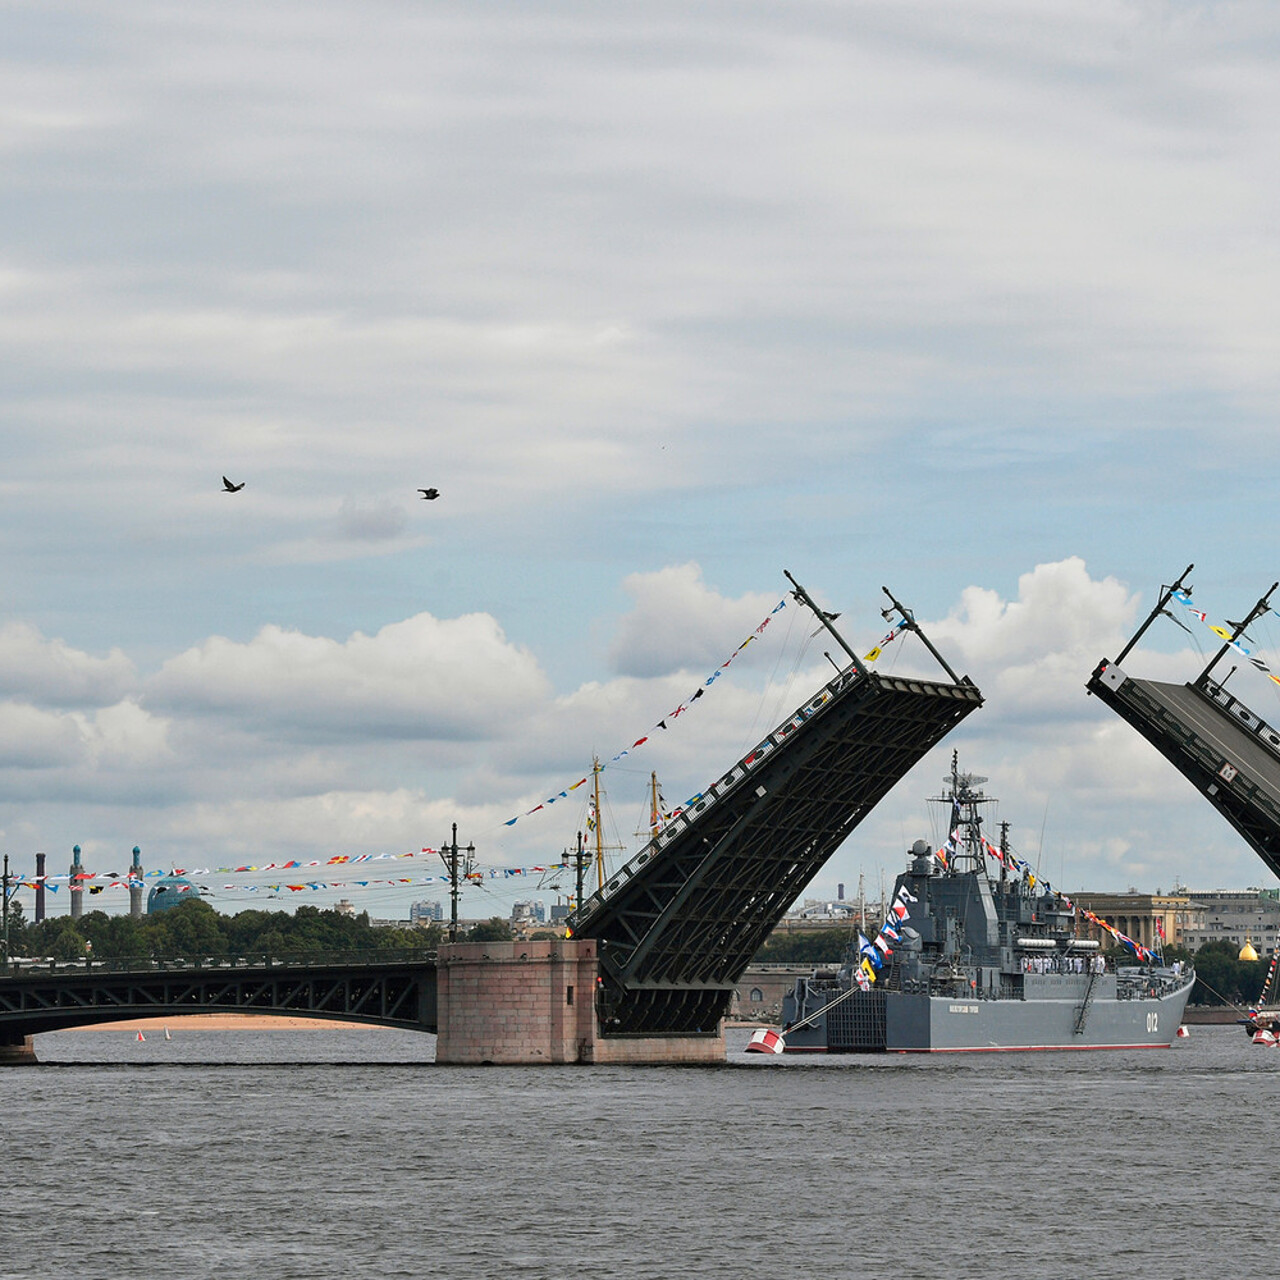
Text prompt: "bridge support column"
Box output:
[[436, 940, 724, 1065], [0, 1033, 37, 1066]]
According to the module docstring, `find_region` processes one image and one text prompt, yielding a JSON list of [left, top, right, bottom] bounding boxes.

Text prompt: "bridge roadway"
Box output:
[[0, 950, 438, 1055], [1089, 661, 1280, 879]]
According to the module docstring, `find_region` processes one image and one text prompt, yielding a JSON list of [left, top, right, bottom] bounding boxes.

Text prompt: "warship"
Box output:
[[768, 758, 1195, 1053]]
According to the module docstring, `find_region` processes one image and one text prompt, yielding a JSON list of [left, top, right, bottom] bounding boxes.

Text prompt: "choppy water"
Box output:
[[0, 1024, 1265, 1280]]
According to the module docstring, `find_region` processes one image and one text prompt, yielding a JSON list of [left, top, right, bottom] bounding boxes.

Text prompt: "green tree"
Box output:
[[155, 899, 228, 956], [3, 896, 28, 957], [29, 916, 88, 960], [1191, 939, 1267, 1006], [754, 929, 852, 965], [467, 916, 513, 942]]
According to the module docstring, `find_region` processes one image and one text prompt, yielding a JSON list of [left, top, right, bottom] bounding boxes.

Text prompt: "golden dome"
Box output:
[[1240, 939, 1260, 962]]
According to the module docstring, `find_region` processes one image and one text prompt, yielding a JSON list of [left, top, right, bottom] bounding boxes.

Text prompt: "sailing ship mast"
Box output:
[[592, 756, 606, 893]]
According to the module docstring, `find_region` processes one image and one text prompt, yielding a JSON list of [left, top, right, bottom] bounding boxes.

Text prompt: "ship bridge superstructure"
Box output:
[[568, 574, 983, 1037]]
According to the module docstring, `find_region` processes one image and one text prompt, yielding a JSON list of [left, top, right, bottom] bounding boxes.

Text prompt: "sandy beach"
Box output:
[[70, 1014, 384, 1031]]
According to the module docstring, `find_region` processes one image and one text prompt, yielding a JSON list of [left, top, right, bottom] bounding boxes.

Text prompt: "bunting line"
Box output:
[[1171, 589, 1280, 687], [7, 861, 574, 901], [502, 597, 789, 829]]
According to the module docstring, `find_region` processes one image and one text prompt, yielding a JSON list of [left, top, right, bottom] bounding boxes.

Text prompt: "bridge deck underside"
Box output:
[[1088, 666, 1280, 880], [0, 962, 438, 1037], [577, 671, 982, 1035]]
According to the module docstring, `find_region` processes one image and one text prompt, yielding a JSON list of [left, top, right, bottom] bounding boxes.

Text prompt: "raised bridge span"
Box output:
[[568, 598, 983, 1038], [1088, 570, 1280, 881]]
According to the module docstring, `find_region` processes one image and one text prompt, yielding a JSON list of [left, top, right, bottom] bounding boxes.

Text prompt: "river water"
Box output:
[[0, 1024, 1263, 1279]]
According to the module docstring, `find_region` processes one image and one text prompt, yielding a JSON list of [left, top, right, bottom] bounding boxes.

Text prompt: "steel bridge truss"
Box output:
[[0, 957, 438, 1040], [570, 663, 983, 1037], [1088, 660, 1280, 880]]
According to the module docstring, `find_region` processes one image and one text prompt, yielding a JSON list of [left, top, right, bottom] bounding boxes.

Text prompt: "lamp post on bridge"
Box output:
[[439, 823, 475, 944], [2, 852, 9, 973]]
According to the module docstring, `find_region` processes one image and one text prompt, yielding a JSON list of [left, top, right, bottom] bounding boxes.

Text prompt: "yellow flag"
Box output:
[[1209, 626, 1233, 640], [864, 647, 882, 663], [860, 957, 878, 985]]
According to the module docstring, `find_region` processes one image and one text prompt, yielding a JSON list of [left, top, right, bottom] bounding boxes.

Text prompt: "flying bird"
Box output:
[[418, 488, 440, 500], [222, 476, 245, 493]]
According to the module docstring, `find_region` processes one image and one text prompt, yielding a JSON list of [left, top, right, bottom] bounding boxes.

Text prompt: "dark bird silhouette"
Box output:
[[222, 476, 245, 493], [418, 488, 440, 500]]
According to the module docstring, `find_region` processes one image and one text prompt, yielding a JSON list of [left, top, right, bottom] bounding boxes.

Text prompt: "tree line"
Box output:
[[1, 898, 518, 963]]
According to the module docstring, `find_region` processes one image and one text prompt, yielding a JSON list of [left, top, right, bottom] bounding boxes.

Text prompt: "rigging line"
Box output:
[[1191, 971, 1252, 1015], [740, 603, 808, 755], [1035, 798, 1050, 877]]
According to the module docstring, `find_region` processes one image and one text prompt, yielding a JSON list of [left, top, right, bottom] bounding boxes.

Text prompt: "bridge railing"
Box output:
[[571, 664, 864, 922], [0, 947, 437, 978]]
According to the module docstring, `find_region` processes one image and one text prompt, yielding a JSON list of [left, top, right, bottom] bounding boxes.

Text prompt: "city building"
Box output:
[[1071, 890, 1202, 953], [1179, 890, 1280, 956], [511, 900, 546, 926]]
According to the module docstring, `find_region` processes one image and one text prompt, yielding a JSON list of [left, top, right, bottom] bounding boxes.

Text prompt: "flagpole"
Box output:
[[1113, 564, 1194, 668], [1195, 581, 1279, 688]]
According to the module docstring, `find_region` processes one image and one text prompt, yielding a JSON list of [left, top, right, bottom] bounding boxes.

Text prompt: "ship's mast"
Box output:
[[593, 756, 606, 892], [931, 750, 991, 876]]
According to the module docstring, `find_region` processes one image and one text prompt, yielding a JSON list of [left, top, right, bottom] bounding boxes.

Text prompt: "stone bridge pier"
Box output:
[[435, 938, 725, 1065], [0, 1033, 36, 1065]]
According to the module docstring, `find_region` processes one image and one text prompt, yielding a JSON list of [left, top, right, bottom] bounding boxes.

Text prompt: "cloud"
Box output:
[[0, 698, 169, 774], [608, 563, 787, 678], [925, 557, 1141, 720], [334, 496, 409, 542], [146, 610, 551, 740], [0, 621, 136, 707]]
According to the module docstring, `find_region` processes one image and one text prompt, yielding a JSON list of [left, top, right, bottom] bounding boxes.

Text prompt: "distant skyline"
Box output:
[[3, 3, 1280, 918]]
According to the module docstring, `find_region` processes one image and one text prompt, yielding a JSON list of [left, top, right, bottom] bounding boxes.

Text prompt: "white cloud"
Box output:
[[146, 611, 550, 739], [0, 621, 135, 706], [608, 563, 787, 678]]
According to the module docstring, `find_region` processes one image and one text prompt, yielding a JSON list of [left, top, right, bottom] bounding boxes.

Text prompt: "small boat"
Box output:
[[163, 1027, 172, 1041]]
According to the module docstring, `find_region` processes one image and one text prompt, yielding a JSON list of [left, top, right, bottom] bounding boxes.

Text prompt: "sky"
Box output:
[[3, 0, 1280, 922]]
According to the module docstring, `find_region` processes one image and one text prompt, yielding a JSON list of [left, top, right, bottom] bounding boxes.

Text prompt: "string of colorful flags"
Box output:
[[502, 598, 791, 829], [852, 884, 918, 989], [1075, 906, 1163, 965], [6, 859, 571, 900], [9, 848, 444, 886], [1257, 949, 1278, 1008], [1171, 588, 1280, 685]]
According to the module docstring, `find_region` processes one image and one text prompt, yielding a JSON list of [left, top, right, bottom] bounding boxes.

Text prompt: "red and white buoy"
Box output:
[[135, 1030, 145, 1043], [1176, 1024, 1189, 1038], [745, 1027, 786, 1054]]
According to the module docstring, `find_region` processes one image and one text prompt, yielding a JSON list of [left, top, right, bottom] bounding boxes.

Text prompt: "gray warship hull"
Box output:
[[773, 758, 1195, 1054], [781, 969, 1195, 1053]]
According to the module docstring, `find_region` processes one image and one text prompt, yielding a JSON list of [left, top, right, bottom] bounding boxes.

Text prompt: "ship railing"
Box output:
[[573, 663, 866, 917]]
